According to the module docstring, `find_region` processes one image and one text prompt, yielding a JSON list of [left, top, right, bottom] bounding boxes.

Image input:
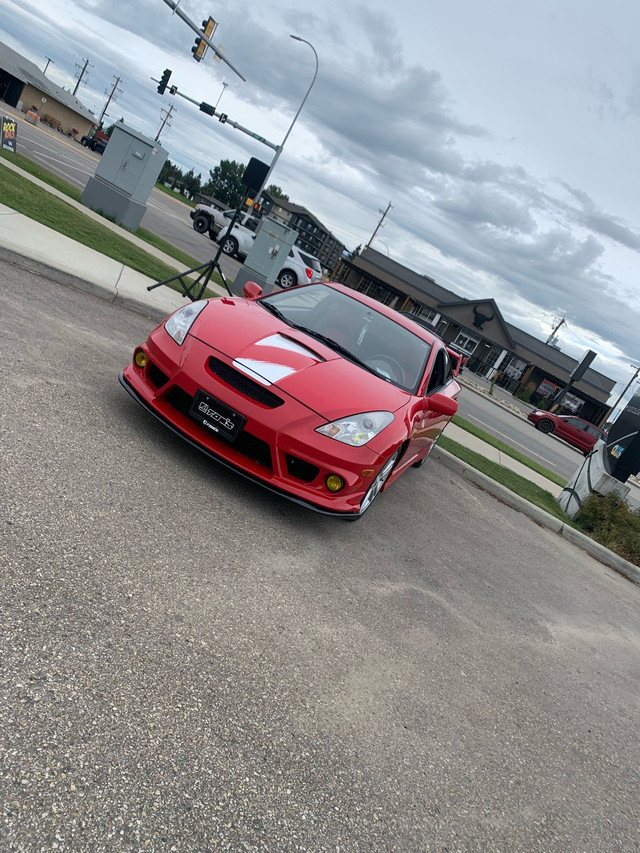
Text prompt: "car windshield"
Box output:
[[260, 284, 431, 393]]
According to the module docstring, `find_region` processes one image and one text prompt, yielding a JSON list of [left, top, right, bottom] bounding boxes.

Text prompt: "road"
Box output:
[[2, 259, 640, 852], [457, 388, 586, 480]]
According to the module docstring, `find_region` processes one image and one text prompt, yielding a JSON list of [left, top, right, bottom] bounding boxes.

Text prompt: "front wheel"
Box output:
[[220, 235, 239, 256], [359, 450, 400, 515], [193, 214, 210, 234], [536, 418, 554, 434], [277, 269, 297, 288]]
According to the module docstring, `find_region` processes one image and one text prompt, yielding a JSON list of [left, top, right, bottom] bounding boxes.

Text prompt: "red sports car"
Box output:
[[119, 281, 460, 518], [527, 410, 607, 455]]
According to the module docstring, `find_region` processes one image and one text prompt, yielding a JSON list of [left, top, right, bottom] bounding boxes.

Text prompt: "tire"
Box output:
[[277, 269, 297, 289], [359, 450, 400, 515], [193, 214, 210, 234], [220, 235, 238, 256], [536, 418, 554, 434]]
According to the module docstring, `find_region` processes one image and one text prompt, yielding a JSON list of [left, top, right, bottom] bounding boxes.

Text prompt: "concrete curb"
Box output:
[[0, 242, 187, 325], [434, 447, 640, 586]]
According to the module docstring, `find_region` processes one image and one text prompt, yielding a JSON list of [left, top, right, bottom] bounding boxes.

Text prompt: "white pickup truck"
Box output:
[[190, 205, 259, 260]]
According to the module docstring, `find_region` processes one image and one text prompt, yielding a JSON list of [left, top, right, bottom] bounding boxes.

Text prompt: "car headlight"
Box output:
[[315, 411, 394, 446], [164, 300, 207, 345]]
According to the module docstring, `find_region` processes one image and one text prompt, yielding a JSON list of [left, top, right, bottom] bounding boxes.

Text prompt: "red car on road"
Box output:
[[120, 281, 461, 518], [527, 410, 607, 455]]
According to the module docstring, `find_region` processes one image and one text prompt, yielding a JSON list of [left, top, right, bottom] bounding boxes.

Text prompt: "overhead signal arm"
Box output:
[[161, 0, 246, 81]]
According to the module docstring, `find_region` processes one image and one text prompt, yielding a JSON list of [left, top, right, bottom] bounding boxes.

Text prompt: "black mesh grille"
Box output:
[[208, 357, 284, 408]]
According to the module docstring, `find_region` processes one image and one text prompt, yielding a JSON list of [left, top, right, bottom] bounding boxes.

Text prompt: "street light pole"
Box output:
[[251, 35, 318, 207], [215, 82, 228, 110]]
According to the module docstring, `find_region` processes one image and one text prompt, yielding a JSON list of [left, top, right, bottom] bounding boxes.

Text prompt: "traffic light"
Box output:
[[199, 102, 215, 116], [157, 68, 172, 95], [192, 16, 216, 62]]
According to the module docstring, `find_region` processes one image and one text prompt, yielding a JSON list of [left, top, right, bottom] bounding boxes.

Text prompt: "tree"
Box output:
[[201, 159, 246, 208], [159, 159, 184, 188], [182, 168, 201, 200], [266, 184, 289, 202]]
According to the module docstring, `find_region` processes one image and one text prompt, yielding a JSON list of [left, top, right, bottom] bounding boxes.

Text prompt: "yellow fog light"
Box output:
[[325, 474, 345, 492], [134, 350, 148, 368]]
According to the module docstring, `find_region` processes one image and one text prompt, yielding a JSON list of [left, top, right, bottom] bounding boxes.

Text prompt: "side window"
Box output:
[[426, 349, 447, 395], [442, 348, 453, 384]]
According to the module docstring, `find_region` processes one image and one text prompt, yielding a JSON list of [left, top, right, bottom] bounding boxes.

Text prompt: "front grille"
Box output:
[[208, 357, 284, 408], [286, 454, 319, 483], [164, 387, 272, 470]]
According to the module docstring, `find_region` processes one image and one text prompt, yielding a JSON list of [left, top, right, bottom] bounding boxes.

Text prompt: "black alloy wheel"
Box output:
[[536, 418, 554, 434], [193, 214, 210, 234]]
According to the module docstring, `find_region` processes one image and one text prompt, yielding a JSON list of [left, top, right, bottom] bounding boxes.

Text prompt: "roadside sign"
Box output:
[[2, 115, 17, 153]]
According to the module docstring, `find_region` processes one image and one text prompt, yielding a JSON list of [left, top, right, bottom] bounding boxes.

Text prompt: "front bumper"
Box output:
[[118, 340, 388, 518]]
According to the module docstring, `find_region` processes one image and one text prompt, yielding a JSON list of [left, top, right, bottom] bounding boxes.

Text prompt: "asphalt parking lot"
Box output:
[[2, 258, 640, 852]]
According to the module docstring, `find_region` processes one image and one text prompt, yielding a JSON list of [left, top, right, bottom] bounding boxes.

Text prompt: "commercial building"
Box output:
[[0, 41, 95, 137], [260, 192, 345, 273], [335, 247, 615, 424]]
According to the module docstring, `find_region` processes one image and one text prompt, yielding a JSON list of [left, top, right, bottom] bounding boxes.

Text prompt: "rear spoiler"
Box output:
[[446, 347, 463, 377]]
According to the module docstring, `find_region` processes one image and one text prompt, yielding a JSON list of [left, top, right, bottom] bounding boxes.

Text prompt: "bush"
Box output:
[[577, 493, 640, 566]]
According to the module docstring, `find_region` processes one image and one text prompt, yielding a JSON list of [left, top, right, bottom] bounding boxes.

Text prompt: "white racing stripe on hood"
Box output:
[[232, 334, 322, 385], [232, 359, 296, 386], [255, 333, 320, 358]]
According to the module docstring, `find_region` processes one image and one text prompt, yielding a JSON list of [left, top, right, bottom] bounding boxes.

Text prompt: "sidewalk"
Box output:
[[0, 176, 637, 585]]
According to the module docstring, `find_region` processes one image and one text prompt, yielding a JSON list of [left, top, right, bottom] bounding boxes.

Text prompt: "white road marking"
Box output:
[[465, 414, 551, 463]]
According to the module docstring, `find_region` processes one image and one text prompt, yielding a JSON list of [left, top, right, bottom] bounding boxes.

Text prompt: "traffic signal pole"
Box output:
[[161, 0, 245, 81], [152, 76, 278, 151]]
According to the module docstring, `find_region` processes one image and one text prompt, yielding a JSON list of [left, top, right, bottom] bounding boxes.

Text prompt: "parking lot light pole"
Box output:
[[252, 35, 318, 206]]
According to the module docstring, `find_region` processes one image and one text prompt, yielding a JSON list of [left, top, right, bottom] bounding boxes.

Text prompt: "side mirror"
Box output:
[[426, 392, 458, 417], [243, 281, 263, 299]]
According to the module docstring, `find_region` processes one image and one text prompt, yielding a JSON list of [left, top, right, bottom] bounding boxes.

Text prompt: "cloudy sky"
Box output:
[[1, 0, 639, 405]]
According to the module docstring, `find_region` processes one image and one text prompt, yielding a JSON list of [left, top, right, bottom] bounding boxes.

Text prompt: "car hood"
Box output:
[[190, 298, 410, 419]]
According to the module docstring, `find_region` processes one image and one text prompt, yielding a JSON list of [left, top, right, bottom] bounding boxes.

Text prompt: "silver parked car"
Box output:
[[276, 246, 323, 288]]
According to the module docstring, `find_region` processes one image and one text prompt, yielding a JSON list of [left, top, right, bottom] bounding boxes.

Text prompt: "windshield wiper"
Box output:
[[289, 325, 378, 375], [260, 300, 288, 322], [259, 305, 380, 377]]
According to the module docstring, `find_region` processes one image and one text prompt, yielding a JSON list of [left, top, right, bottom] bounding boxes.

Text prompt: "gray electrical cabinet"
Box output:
[[232, 218, 298, 296], [81, 122, 168, 230]]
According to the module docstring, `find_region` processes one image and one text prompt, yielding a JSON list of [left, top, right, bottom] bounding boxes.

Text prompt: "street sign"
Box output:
[[2, 115, 17, 153]]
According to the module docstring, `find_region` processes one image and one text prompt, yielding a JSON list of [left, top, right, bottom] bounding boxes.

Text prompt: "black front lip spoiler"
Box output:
[[118, 372, 362, 519]]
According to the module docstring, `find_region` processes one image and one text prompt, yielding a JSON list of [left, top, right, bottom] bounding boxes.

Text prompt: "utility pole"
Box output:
[[365, 201, 393, 249], [546, 317, 565, 345], [98, 75, 123, 126], [73, 58, 91, 95], [43, 57, 54, 75], [155, 104, 176, 142], [598, 364, 640, 428]]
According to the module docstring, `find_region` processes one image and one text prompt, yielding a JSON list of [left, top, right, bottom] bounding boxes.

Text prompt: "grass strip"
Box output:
[[439, 435, 573, 523], [452, 413, 566, 487], [0, 149, 224, 295]]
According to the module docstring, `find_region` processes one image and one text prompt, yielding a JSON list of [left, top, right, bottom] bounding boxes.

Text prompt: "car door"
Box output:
[[406, 347, 457, 463], [559, 417, 590, 451]]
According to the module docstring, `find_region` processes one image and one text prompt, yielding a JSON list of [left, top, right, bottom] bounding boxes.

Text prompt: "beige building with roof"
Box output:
[[0, 41, 95, 137]]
